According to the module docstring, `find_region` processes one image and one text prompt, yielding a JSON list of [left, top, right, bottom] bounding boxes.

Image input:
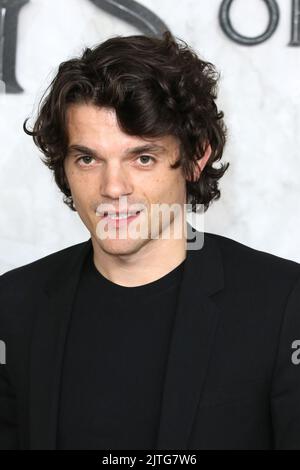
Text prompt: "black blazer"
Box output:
[[1, 228, 300, 450]]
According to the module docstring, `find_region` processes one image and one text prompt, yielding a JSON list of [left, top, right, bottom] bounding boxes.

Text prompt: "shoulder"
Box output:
[[0, 239, 90, 296], [203, 232, 300, 348], [204, 231, 300, 284]]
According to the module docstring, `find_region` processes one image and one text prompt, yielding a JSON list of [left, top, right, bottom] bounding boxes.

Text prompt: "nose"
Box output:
[[100, 163, 133, 200]]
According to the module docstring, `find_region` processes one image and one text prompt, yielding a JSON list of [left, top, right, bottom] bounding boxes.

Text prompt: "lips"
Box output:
[[101, 210, 143, 228], [102, 211, 141, 218]]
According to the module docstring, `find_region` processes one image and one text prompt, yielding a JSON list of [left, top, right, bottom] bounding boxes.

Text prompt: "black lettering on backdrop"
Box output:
[[289, 0, 300, 46], [0, 0, 299, 94], [89, 0, 168, 36], [219, 0, 280, 46], [0, 0, 29, 93]]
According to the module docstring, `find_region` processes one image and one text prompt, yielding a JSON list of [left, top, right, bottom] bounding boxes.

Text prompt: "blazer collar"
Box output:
[[29, 224, 224, 449]]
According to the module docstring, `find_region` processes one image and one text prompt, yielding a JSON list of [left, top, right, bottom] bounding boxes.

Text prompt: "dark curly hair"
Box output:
[[24, 31, 229, 212]]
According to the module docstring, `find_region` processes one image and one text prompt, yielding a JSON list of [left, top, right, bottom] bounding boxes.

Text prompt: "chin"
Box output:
[[97, 237, 145, 256]]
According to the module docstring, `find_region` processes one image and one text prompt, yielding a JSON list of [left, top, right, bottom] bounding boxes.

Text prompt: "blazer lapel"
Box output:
[[29, 238, 92, 449], [155, 230, 224, 450]]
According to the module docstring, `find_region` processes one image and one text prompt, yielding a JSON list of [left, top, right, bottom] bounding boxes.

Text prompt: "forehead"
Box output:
[[66, 103, 179, 151], [66, 103, 117, 130]]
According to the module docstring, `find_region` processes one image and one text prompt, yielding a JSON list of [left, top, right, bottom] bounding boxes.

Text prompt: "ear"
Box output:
[[188, 143, 212, 182]]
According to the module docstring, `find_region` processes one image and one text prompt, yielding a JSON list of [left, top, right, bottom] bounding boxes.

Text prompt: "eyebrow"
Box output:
[[67, 143, 167, 157]]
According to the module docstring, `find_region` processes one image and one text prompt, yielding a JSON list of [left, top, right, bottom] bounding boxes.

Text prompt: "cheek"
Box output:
[[157, 173, 186, 200], [67, 169, 90, 191], [145, 171, 184, 197]]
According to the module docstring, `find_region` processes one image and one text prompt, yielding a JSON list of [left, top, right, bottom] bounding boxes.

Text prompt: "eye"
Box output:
[[137, 155, 156, 166], [76, 155, 95, 166]]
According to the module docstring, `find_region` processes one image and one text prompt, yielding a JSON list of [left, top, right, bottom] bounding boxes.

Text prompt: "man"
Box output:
[[1, 31, 300, 450]]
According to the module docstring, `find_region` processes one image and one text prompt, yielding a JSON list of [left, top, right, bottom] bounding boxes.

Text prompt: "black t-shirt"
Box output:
[[57, 247, 185, 450]]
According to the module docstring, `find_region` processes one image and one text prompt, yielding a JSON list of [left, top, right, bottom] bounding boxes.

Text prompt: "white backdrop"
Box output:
[[0, 0, 299, 274]]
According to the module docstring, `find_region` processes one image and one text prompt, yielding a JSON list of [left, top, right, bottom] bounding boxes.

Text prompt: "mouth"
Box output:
[[99, 210, 143, 227], [101, 210, 141, 219]]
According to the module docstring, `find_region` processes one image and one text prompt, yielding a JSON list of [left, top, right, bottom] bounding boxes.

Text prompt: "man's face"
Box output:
[[64, 103, 188, 257]]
